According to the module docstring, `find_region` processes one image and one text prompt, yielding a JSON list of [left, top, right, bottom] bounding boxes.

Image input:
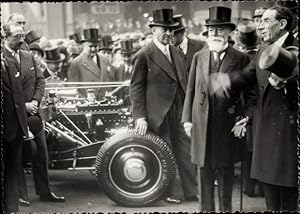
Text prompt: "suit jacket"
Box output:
[[185, 38, 206, 73], [182, 45, 250, 167], [130, 41, 188, 132], [2, 50, 28, 141], [230, 33, 299, 187], [68, 52, 116, 100]]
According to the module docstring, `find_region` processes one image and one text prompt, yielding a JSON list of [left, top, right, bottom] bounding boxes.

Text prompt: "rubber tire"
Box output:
[[95, 129, 176, 207]]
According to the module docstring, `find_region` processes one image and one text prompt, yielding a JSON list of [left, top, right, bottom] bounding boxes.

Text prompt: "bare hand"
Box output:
[[25, 100, 38, 115], [135, 118, 148, 135]]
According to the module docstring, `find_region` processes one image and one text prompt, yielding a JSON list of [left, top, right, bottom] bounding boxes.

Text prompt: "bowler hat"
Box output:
[[99, 34, 114, 50], [29, 43, 44, 57], [44, 47, 63, 63], [148, 9, 179, 28], [120, 39, 137, 54], [69, 32, 83, 43], [173, 14, 188, 32], [205, 7, 236, 30], [258, 44, 298, 79], [25, 30, 41, 45], [237, 22, 258, 48], [81, 28, 100, 43]]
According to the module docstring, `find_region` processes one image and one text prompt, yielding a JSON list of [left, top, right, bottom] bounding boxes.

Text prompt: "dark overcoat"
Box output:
[[182, 45, 250, 167], [130, 41, 188, 133], [184, 38, 206, 74]]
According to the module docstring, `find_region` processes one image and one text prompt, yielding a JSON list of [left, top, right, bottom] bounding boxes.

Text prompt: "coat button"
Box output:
[[15, 104, 18, 108], [172, 83, 177, 87]]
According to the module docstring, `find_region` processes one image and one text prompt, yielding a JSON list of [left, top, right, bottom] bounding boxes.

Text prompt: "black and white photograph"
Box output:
[[1, 1, 299, 213]]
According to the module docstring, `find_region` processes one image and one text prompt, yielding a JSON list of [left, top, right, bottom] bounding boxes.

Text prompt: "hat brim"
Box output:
[[99, 47, 113, 51], [148, 22, 179, 28], [121, 49, 138, 54], [44, 58, 63, 63], [174, 26, 188, 32], [205, 22, 236, 31]]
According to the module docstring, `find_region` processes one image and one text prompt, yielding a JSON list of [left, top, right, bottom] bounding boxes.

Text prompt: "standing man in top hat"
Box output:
[[43, 46, 65, 82], [182, 6, 252, 211], [171, 14, 206, 74], [210, 5, 298, 211], [98, 34, 114, 64], [130, 8, 198, 204], [68, 28, 115, 100]]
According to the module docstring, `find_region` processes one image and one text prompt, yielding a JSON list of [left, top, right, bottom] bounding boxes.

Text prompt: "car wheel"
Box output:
[[95, 130, 176, 206]]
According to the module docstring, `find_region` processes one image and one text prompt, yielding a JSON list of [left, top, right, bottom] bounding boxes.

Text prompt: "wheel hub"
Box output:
[[123, 158, 147, 182]]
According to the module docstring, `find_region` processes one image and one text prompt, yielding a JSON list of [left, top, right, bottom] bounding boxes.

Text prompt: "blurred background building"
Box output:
[[1, 1, 276, 39]]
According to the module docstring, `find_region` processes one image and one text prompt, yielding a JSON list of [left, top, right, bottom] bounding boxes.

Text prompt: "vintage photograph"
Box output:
[[1, 1, 299, 213]]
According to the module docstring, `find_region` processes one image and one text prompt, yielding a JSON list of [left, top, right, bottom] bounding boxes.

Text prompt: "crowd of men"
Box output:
[[1, 1, 299, 213]]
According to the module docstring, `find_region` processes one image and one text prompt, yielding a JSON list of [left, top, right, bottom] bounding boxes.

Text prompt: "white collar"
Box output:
[[179, 36, 188, 55], [153, 37, 170, 53], [274, 32, 289, 47]]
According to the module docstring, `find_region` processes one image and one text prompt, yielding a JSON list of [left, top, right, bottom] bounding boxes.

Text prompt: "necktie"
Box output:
[[13, 51, 20, 64], [213, 51, 220, 69], [163, 46, 172, 62]]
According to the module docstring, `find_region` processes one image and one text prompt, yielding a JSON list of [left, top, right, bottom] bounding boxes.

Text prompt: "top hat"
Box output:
[[29, 43, 44, 57], [81, 28, 100, 43], [99, 34, 114, 50], [69, 32, 83, 43], [148, 9, 179, 28], [258, 44, 298, 79], [120, 39, 137, 54], [277, 1, 298, 14], [253, 7, 266, 18], [173, 14, 188, 32], [25, 30, 41, 45], [205, 7, 236, 30], [44, 46, 63, 63], [237, 22, 258, 48]]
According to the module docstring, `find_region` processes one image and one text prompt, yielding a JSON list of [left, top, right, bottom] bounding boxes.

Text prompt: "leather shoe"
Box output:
[[40, 192, 65, 202], [185, 196, 198, 201], [164, 196, 181, 204], [19, 198, 30, 207]]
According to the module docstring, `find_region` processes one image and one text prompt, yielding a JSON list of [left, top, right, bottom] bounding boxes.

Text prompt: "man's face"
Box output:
[[83, 42, 98, 57], [99, 49, 112, 61], [152, 26, 174, 45], [6, 25, 25, 51], [47, 61, 62, 73], [121, 53, 133, 64], [11, 14, 26, 30], [207, 25, 231, 52], [171, 30, 185, 46], [31, 50, 42, 64], [258, 9, 286, 43]]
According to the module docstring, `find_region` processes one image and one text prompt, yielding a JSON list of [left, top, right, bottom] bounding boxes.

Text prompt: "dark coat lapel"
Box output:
[[19, 50, 32, 79], [219, 46, 235, 74], [149, 42, 177, 81], [170, 45, 185, 87], [201, 48, 210, 94], [82, 53, 102, 79]]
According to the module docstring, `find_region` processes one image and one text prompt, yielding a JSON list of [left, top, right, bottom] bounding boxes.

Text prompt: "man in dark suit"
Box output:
[[3, 23, 65, 206], [130, 8, 198, 204], [211, 5, 298, 211], [172, 14, 206, 74], [2, 24, 30, 213], [182, 7, 252, 211], [68, 28, 116, 100]]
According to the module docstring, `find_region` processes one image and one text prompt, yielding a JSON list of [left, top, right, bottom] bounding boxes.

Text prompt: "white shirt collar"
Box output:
[[274, 32, 289, 47], [179, 36, 188, 55], [212, 42, 229, 61], [153, 37, 170, 54]]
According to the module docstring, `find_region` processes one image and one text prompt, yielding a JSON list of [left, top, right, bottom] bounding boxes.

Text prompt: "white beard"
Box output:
[[207, 36, 227, 53]]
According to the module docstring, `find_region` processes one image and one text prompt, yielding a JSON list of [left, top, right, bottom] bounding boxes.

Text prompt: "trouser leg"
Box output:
[[262, 182, 281, 211], [281, 186, 297, 211], [200, 166, 215, 211], [216, 166, 234, 212]]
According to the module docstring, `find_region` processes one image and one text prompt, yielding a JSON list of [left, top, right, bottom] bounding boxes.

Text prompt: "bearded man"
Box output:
[[182, 7, 253, 211]]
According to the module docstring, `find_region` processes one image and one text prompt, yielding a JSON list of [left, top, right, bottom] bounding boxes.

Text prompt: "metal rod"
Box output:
[[45, 85, 124, 90], [109, 81, 130, 96], [45, 122, 87, 146], [59, 110, 93, 144], [46, 81, 126, 85], [55, 120, 89, 146]]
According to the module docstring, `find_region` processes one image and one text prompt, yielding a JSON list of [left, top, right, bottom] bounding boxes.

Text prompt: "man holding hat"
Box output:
[[182, 6, 251, 211], [172, 14, 206, 74], [130, 8, 198, 204], [68, 28, 115, 100], [210, 5, 298, 211]]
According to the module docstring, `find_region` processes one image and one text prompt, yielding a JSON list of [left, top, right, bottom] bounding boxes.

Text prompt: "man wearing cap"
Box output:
[[211, 5, 298, 211], [2, 23, 30, 213], [182, 6, 251, 211], [172, 14, 206, 74], [130, 8, 198, 204], [68, 28, 115, 100], [29, 43, 47, 75]]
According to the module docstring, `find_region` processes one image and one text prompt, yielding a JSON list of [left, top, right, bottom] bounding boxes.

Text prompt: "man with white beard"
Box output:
[[182, 6, 254, 211]]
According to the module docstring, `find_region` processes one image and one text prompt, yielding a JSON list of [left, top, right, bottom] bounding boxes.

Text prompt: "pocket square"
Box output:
[[15, 72, 20, 77]]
